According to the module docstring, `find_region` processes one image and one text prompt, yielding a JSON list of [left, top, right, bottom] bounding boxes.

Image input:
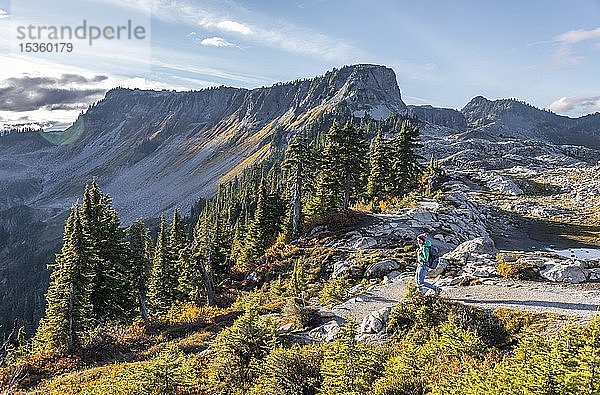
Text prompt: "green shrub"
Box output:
[[203, 309, 278, 395], [431, 316, 600, 395], [320, 321, 385, 395], [250, 344, 323, 395], [319, 277, 352, 307], [373, 317, 489, 395], [387, 285, 509, 347]]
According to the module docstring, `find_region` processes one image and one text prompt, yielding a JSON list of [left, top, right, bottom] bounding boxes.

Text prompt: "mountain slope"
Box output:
[[461, 96, 600, 149], [1, 64, 406, 222], [0, 64, 408, 337]]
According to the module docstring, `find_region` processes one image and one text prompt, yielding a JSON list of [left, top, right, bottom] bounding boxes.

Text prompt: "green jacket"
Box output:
[[417, 240, 431, 267]]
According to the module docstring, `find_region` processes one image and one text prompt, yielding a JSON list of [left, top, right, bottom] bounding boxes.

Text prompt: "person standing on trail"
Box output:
[[415, 234, 441, 295]]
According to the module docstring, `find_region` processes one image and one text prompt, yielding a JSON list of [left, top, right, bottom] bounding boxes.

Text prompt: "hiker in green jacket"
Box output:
[[415, 234, 441, 295]]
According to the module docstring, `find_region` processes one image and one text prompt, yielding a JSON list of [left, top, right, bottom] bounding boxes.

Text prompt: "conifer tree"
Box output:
[[310, 122, 368, 214], [35, 205, 94, 351], [366, 130, 392, 200], [238, 178, 270, 271], [282, 131, 311, 238], [179, 212, 227, 306], [390, 120, 424, 196], [149, 218, 178, 312], [320, 320, 382, 395], [168, 208, 188, 260], [126, 219, 153, 320], [80, 179, 134, 322]]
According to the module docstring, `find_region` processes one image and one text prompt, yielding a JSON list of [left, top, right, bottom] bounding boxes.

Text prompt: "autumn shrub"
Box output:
[[492, 308, 564, 341], [159, 302, 224, 327], [496, 253, 537, 279], [0, 351, 83, 393], [282, 297, 316, 330], [35, 345, 198, 395]]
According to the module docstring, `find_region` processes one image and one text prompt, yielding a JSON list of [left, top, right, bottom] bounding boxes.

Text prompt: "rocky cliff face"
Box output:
[[0, 64, 407, 222], [407, 105, 467, 131], [461, 96, 600, 149]]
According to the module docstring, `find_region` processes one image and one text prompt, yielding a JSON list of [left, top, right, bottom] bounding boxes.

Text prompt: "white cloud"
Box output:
[[0, 9, 8, 19], [555, 27, 600, 44], [554, 45, 584, 68], [94, 0, 362, 61], [217, 20, 251, 35], [548, 95, 600, 116], [199, 36, 238, 48]]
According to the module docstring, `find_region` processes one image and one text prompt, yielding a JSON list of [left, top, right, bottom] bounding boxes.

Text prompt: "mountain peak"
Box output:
[[321, 64, 406, 119]]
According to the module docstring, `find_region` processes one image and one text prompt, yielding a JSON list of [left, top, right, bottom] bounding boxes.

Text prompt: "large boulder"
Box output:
[[308, 320, 341, 342], [540, 262, 587, 284], [332, 260, 351, 279], [442, 236, 496, 265], [360, 306, 392, 334], [353, 237, 378, 249], [365, 260, 401, 278]]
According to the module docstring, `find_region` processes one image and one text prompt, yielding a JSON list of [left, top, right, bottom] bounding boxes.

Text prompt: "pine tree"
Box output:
[[390, 120, 424, 196], [126, 219, 153, 320], [149, 218, 178, 312], [34, 205, 94, 351], [282, 131, 311, 238], [310, 122, 368, 215], [366, 130, 392, 200], [80, 179, 134, 322], [238, 178, 270, 271]]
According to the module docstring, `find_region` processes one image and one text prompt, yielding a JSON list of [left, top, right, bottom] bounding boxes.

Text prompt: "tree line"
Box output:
[[34, 117, 424, 352]]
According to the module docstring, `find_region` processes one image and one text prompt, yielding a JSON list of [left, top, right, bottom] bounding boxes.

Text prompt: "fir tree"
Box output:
[[35, 206, 94, 351], [148, 218, 178, 312], [310, 122, 368, 214], [390, 120, 424, 196], [168, 208, 188, 259], [126, 219, 153, 320], [238, 178, 270, 271], [80, 179, 134, 322], [282, 131, 311, 239], [366, 130, 392, 200]]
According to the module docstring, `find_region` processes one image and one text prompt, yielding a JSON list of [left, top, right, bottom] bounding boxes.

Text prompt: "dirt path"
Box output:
[[332, 273, 600, 322]]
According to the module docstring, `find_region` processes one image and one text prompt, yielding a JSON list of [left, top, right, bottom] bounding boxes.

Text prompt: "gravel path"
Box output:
[[332, 273, 600, 323]]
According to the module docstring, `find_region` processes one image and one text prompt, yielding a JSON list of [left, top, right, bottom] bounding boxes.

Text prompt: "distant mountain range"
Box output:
[[1, 63, 599, 337]]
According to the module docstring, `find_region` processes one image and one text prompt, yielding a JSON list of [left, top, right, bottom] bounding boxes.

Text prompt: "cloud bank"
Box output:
[[549, 95, 600, 116], [0, 74, 107, 112]]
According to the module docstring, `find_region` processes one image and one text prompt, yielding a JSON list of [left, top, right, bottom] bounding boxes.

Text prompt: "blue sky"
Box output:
[[0, 0, 599, 128]]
